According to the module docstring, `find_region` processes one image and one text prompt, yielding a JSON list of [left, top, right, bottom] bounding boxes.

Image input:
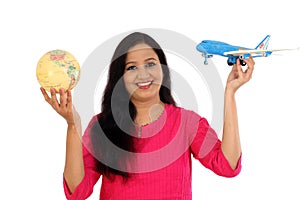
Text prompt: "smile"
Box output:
[[137, 81, 153, 86], [136, 81, 153, 89]]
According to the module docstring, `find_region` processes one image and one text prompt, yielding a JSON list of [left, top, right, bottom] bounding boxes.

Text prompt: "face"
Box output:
[[123, 43, 163, 103]]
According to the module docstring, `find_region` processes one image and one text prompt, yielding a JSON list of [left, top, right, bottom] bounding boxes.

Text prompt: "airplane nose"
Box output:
[[196, 43, 206, 53]]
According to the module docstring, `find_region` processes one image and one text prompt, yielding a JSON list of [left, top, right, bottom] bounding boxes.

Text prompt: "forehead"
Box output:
[[126, 43, 158, 61]]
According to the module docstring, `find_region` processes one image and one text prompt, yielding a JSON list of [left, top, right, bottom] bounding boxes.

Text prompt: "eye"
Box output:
[[126, 65, 137, 71], [145, 62, 156, 68]]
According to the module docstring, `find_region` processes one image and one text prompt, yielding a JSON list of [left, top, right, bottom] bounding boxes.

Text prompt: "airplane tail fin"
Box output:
[[255, 35, 271, 50]]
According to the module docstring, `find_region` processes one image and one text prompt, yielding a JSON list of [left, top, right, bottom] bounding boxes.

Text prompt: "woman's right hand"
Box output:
[[40, 87, 78, 126]]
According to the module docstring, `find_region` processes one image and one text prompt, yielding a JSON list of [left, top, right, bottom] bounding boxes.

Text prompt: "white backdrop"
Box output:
[[1, 0, 300, 199]]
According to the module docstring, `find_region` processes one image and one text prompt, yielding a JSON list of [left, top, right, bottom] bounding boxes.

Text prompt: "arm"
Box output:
[[190, 116, 242, 177], [64, 122, 85, 192], [221, 58, 255, 169], [41, 88, 84, 192]]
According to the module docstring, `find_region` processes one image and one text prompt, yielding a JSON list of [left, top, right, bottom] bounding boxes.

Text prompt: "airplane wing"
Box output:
[[224, 48, 300, 56]]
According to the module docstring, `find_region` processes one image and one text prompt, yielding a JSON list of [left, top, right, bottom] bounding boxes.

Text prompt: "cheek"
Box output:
[[155, 68, 164, 84], [123, 73, 136, 91], [123, 71, 133, 83]]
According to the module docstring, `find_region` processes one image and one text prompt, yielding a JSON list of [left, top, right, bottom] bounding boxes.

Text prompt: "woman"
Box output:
[[40, 32, 254, 199]]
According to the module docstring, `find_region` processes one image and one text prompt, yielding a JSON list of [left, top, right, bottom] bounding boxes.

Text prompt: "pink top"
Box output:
[[63, 104, 241, 199]]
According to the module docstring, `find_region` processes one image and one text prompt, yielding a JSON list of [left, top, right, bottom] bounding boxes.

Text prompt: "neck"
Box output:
[[131, 98, 165, 126]]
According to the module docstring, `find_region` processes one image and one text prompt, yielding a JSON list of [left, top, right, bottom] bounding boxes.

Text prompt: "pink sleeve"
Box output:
[[63, 116, 101, 199], [190, 117, 241, 177]]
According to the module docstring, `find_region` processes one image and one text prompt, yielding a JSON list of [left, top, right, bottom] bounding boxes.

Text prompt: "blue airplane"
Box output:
[[196, 35, 298, 66]]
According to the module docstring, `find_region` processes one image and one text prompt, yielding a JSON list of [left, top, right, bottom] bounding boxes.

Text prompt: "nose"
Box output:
[[137, 67, 150, 79]]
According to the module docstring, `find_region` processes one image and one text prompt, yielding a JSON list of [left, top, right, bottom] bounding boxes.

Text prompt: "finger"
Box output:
[[50, 88, 60, 109], [236, 58, 240, 65], [233, 58, 239, 68], [59, 88, 68, 107], [245, 56, 255, 67], [249, 56, 255, 65], [244, 58, 255, 80], [236, 62, 244, 78], [40, 87, 51, 103], [230, 59, 238, 74], [66, 89, 73, 110], [232, 63, 237, 72], [234, 58, 244, 76]]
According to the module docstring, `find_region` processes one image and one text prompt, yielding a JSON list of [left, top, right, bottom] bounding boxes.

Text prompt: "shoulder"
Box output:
[[82, 113, 102, 148], [83, 113, 102, 136], [85, 113, 101, 129], [166, 104, 202, 120], [165, 104, 207, 131]]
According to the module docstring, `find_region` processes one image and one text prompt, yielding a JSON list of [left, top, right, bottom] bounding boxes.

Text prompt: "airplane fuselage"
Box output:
[[197, 40, 250, 56]]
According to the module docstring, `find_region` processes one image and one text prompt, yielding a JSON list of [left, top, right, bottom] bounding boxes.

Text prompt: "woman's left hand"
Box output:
[[226, 57, 255, 94]]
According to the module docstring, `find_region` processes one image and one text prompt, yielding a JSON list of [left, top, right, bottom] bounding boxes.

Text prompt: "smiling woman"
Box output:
[[40, 31, 254, 200], [124, 43, 163, 110]]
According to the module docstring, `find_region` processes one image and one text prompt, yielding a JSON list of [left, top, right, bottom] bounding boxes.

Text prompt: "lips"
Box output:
[[136, 81, 153, 89]]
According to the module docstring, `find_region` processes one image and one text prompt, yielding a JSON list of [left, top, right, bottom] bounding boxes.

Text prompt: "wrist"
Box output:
[[225, 87, 236, 97], [67, 123, 82, 138], [67, 120, 81, 131], [67, 122, 76, 128]]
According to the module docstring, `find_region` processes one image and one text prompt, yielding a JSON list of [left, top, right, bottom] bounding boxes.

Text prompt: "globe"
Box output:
[[36, 49, 81, 92]]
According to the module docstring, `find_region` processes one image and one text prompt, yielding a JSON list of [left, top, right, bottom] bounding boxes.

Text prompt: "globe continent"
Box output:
[[36, 49, 80, 92]]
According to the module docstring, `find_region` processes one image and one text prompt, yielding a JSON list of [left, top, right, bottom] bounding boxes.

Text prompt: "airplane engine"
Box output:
[[227, 57, 236, 66], [227, 56, 246, 66]]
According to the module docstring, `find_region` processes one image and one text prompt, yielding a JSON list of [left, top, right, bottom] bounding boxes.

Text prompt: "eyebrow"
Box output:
[[125, 57, 157, 66]]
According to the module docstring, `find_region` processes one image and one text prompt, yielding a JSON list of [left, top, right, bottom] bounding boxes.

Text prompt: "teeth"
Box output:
[[137, 81, 152, 86]]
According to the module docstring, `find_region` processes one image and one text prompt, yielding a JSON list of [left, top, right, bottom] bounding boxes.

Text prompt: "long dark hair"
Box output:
[[90, 32, 176, 180]]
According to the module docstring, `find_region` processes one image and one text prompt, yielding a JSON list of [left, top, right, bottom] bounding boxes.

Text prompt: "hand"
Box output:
[[40, 87, 79, 126], [226, 57, 255, 94]]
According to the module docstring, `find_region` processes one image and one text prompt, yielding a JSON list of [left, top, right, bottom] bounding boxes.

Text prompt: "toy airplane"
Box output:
[[196, 35, 300, 66]]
